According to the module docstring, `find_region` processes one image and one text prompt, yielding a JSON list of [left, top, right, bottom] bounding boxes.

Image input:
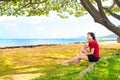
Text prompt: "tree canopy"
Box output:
[[0, 0, 119, 18]]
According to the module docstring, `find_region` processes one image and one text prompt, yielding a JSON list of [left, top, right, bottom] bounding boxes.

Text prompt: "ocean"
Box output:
[[0, 38, 117, 47]]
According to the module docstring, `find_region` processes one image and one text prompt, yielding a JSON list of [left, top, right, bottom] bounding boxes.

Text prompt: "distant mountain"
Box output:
[[102, 34, 118, 38], [76, 34, 118, 39]]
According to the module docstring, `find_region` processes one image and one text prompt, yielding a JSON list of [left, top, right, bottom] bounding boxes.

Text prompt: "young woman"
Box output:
[[61, 32, 100, 65]]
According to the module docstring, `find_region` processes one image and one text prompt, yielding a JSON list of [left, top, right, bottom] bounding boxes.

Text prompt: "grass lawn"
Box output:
[[0, 43, 120, 80]]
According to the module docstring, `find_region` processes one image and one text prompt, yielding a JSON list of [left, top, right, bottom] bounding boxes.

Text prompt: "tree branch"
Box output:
[[15, 0, 48, 13], [29, 0, 48, 4], [80, 62, 96, 77], [103, 1, 120, 20], [94, 0, 120, 36], [109, 1, 115, 9], [94, 0, 108, 20], [115, 0, 120, 8], [80, 0, 103, 23], [80, 0, 120, 37], [16, 3, 30, 13], [103, 7, 120, 20]]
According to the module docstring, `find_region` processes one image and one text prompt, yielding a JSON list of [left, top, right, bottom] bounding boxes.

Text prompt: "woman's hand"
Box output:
[[83, 42, 89, 48]]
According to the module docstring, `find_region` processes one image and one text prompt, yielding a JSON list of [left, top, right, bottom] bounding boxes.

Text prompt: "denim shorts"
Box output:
[[87, 55, 99, 62]]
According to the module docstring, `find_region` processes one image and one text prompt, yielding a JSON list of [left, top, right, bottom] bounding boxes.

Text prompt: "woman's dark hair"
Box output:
[[87, 32, 96, 40]]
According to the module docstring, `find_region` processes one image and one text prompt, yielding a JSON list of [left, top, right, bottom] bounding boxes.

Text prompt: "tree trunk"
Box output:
[[80, 0, 120, 37], [80, 62, 96, 77], [117, 37, 120, 43]]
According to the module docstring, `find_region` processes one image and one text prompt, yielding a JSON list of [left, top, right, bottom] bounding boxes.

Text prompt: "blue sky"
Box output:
[[0, 12, 119, 39]]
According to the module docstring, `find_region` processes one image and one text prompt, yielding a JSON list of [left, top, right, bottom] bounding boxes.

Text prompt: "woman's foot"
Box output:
[[72, 61, 81, 64], [60, 62, 69, 66]]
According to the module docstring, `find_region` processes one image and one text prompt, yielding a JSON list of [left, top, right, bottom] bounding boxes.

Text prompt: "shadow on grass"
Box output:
[[0, 55, 70, 77], [33, 61, 89, 80], [0, 62, 88, 80], [0, 65, 42, 76]]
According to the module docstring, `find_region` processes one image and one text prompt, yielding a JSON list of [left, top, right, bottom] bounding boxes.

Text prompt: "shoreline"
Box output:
[[0, 44, 59, 49], [98, 41, 117, 44], [0, 40, 118, 49]]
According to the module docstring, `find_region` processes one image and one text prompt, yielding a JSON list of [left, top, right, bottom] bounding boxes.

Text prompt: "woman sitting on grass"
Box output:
[[61, 32, 100, 65]]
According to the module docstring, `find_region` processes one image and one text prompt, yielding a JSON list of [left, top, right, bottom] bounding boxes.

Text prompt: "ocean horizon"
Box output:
[[0, 38, 117, 47]]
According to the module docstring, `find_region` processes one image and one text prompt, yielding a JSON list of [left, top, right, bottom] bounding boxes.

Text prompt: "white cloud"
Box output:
[[25, 16, 49, 24], [102, 0, 113, 6], [0, 16, 17, 22], [0, 12, 119, 39]]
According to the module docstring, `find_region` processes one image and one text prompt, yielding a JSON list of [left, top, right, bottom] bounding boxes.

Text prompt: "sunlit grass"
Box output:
[[0, 43, 120, 80]]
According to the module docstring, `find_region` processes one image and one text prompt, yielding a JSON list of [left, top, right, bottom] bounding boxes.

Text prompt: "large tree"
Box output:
[[0, 0, 120, 37]]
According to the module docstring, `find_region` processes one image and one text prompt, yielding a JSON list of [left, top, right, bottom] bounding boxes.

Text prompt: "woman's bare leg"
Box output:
[[80, 47, 88, 54], [73, 48, 88, 63], [61, 55, 80, 64], [61, 47, 88, 65], [61, 53, 85, 64]]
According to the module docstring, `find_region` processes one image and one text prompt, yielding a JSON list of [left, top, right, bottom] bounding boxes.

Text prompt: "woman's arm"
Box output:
[[80, 42, 89, 54], [83, 42, 89, 49], [86, 48, 94, 55]]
